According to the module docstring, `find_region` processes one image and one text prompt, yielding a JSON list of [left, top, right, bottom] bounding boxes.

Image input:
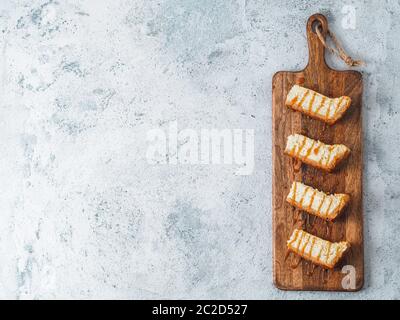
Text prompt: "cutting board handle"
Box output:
[[306, 13, 329, 72]]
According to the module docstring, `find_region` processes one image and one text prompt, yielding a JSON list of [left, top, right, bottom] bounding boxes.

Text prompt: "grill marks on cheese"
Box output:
[[287, 182, 349, 221], [286, 85, 351, 124], [287, 229, 350, 269], [285, 134, 350, 171]]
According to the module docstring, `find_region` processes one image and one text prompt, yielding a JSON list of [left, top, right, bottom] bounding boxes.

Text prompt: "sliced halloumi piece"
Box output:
[[286, 85, 351, 125], [284, 134, 350, 172], [286, 182, 349, 221], [287, 229, 350, 269]]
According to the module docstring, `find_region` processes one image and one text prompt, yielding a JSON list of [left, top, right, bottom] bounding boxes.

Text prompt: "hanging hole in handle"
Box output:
[[307, 14, 328, 35], [311, 19, 323, 34]]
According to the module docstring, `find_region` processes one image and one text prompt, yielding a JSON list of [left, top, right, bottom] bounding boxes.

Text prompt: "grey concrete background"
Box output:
[[0, 0, 398, 299]]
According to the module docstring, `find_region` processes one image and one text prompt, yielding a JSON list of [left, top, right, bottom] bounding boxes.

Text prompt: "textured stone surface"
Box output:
[[0, 0, 398, 299]]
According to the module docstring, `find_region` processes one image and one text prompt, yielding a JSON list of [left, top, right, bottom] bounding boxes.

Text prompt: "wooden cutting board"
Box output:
[[272, 14, 363, 291]]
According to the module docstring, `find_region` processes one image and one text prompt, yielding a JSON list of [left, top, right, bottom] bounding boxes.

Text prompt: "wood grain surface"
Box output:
[[272, 13, 363, 291]]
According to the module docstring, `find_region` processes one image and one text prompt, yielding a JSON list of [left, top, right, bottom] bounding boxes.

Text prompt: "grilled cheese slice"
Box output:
[[286, 85, 351, 125], [287, 182, 349, 221], [287, 229, 350, 269], [285, 134, 350, 172]]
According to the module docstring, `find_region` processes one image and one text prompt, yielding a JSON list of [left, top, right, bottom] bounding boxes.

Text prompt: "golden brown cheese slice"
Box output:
[[286, 85, 351, 125], [287, 229, 350, 269], [285, 134, 350, 172], [286, 182, 350, 221]]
